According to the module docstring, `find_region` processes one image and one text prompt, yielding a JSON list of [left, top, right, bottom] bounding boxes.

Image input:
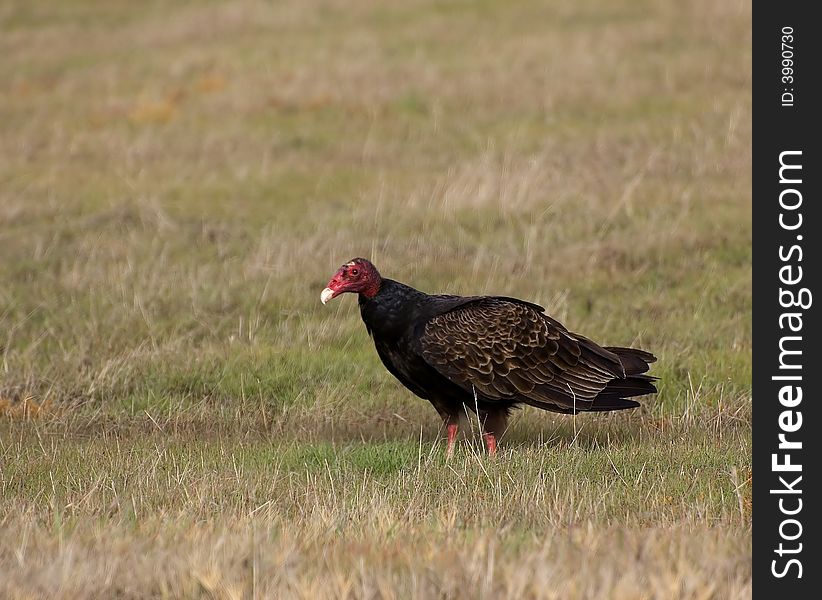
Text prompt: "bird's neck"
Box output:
[[358, 279, 428, 338], [359, 276, 382, 299]]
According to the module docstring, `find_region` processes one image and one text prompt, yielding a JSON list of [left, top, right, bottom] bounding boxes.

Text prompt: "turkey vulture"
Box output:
[[321, 258, 656, 456]]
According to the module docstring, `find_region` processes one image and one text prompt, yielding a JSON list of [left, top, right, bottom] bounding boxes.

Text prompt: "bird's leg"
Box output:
[[480, 409, 507, 457], [446, 421, 459, 459], [432, 400, 461, 459], [483, 432, 497, 456]]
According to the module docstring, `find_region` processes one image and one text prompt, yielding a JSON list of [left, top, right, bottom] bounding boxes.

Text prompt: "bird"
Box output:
[[320, 258, 657, 456]]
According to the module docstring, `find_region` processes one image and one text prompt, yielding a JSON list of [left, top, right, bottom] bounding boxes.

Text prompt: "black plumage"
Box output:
[[322, 258, 657, 454]]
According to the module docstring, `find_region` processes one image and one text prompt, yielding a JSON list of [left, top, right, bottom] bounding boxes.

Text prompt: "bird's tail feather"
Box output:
[[585, 397, 641, 412], [605, 346, 657, 375], [580, 373, 656, 412]]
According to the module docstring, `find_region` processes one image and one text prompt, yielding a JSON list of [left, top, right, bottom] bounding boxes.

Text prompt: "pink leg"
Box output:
[[481, 410, 506, 457], [483, 432, 497, 457], [446, 422, 459, 458]]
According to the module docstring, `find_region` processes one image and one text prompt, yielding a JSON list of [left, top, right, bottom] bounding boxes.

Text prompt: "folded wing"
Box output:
[[417, 298, 655, 413]]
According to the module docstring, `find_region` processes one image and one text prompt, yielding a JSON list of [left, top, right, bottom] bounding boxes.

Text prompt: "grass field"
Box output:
[[0, 0, 751, 597]]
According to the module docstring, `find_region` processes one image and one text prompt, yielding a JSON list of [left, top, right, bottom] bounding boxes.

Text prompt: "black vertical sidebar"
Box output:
[[754, 3, 821, 597]]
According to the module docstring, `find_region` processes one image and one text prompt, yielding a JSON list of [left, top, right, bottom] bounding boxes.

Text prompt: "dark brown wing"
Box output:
[[417, 298, 640, 413]]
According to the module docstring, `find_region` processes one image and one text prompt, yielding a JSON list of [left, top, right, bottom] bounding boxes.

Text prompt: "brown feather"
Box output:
[[419, 298, 654, 412]]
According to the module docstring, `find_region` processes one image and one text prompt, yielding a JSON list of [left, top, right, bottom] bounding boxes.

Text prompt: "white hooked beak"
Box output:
[[320, 287, 335, 305]]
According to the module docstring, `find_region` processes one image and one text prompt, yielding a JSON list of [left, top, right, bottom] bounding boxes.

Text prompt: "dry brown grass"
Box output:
[[1, 522, 750, 599]]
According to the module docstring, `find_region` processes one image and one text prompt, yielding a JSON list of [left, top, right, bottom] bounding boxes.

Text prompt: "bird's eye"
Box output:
[[351, 269, 359, 276]]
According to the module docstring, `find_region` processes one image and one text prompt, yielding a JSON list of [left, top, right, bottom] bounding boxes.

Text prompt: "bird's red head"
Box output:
[[321, 258, 382, 304]]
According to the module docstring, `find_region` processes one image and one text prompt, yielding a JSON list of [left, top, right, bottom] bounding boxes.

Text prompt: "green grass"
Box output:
[[1, 0, 751, 597]]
